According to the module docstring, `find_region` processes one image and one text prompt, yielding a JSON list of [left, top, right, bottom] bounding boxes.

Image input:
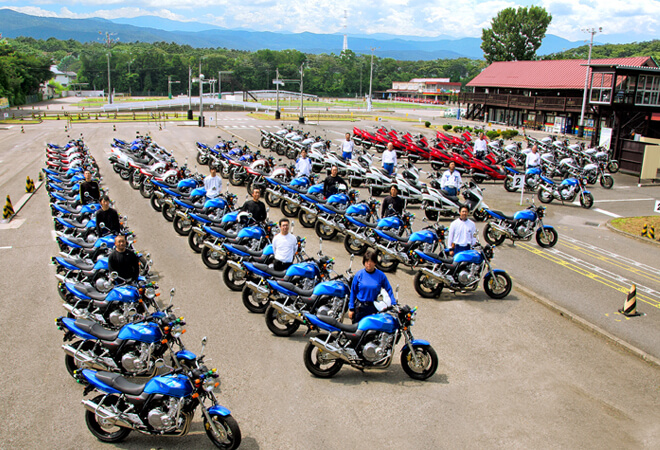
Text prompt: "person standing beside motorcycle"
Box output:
[[341, 133, 354, 160], [382, 143, 397, 176], [323, 165, 347, 197], [272, 218, 298, 271], [95, 195, 121, 236], [381, 184, 405, 217], [349, 249, 396, 323], [440, 162, 462, 197], [526, 145, 541, 169], [295, 149, 312, 178], [241, 187, 268, 223], [108, 234, 140, 282], [79, 170, 100, 205], [204, 165, 222, 199], [473, 132, 488, 160], [447, 205, 476, 256]]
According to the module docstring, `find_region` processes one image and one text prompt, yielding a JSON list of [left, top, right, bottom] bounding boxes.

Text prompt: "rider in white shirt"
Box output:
[[525, 145, 541, 169], [473, 132, 488, 159], [440, 161, 462, 197], [447, 206, 477, 255], [272, 218, 298, 271], [382, 143, 397, 176], [341, 133, 354, 160], [295, 149, 312, 178], [204, 166, 223, 198]]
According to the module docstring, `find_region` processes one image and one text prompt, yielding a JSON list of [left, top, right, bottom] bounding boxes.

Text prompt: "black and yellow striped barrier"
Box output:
[[38, 171, 44, 182], [25, 176, 35, 193], [648, 226, 655, 240], [619, 284, 641, 317], [3, 195, 14, 219]]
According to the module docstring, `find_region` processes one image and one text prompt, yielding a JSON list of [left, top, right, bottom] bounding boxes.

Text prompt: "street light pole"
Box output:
[[99, 32, 118, 105], [578, 27, 602, 138], [299, 63, 305, 124], [367, 47, 376, 112], [199, 60, 205, 127], [218, 71, 233, 100], [168, 76, 180, 99]]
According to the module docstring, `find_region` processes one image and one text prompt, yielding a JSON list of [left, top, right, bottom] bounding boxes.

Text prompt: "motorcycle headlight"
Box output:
[[171, 324, 184, 338], [204, 376, 219, 392], [145, 287, 156, 299]]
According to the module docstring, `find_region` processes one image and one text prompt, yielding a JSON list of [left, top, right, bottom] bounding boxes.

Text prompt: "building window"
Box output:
[[635, 75, 660, 106], [590, 72, 614, 104]]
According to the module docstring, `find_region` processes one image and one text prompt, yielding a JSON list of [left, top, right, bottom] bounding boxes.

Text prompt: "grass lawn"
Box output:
[[611, 216, 660, 239]]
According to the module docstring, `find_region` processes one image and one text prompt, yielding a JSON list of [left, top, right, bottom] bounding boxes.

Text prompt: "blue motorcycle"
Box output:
[[483, 203, 558, 248], [76, 338, 241, 449], [343, 211, 415, 257], [374, 221, 447, 272], [303, 302, 438, 380], [537, 175, 594, 209]]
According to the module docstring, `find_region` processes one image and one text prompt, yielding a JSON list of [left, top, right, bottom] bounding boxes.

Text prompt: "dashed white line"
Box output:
[[594, 198, 654, 203]]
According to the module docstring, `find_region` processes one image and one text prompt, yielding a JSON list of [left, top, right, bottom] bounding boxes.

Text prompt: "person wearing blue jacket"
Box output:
[[349, 249, 396, 323]]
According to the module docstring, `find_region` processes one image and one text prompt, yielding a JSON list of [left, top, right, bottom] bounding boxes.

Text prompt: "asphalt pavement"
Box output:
[[0, 101, 659, 449]]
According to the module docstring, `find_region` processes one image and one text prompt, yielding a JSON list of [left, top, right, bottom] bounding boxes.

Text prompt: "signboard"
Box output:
[[655, 200, 660, 213], [0, 98, 9, 109], [599, 127, 613, 150], [272, 80, 284, 86], [512, 175, 524, 190], [553, 116, 565, 134]]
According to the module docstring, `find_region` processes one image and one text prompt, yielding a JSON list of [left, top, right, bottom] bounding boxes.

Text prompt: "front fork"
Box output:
[[199, 400, 225, 440], [401, 329, 421, 367]]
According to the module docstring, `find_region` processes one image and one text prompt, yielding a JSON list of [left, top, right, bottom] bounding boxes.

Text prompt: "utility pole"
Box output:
[[99, 32, 118, 104], [578, 27, 602, 138], [218, 71, 233, 100], [199, 59, 205, 127], [127, 58, 134, 97], [188, 66, 192, 120], [299, 63, 305, 124], [274, 68, 282, 120], [168, 75, 180, 99], [367, 47, 376, 112]]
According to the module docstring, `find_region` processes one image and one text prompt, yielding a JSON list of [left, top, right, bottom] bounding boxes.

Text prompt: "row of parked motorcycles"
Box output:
[[110, 135, 442, 381], [46, 137, 242, 449]]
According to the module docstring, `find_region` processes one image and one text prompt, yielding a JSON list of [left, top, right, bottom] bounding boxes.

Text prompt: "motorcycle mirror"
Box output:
[[109, 271, 118, 281], [201, 336, 207, 355]]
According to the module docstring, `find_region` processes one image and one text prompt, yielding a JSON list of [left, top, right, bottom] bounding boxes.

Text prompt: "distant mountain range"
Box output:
[[0, 9, 589, 60]]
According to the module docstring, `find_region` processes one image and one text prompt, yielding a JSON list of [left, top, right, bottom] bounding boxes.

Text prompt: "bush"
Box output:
[[425, 121, 431, 128], [443, 124, 452, 131], [453, 126, 463, 133], [486, 130, 501, 140], [465, 127, 473, 133], [500, 129, 519, 140]]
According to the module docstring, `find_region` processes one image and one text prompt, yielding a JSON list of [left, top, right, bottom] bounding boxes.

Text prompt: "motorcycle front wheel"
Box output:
[[600, 174, 614, 189], [303, 336, 344, 378], [607, 160, 620, 173], [260, 137, 271, 149], [503, 177, 518, 192], [400, 344, 439, 381], [315, 221, 338, 241], [483, 223, 506, 246], [413, 271, 443, 298], [580, 192, 594, 209], [188, 231, 205, 253], [242, 286, 270, 313], [536, 227, 558, 248], [343, 234, 368, 256], [204, 413, 241, 450], [85, 394, 132, 443], [173, 215, 192, 236], [472, 208, 487, 222], [201, 246, 227, 270], [220, 165, 230, 179], [265, 190, 281, 208], [280, 200, 299, 218], [139, 181, 153, 199], [128, 173, 141, 190], [222, 265, 246, 292], [197, 152, 209, 165], [286, 147, 298, 160], [265, 305, 301, 337], [483, 271, 512, 299], [298, 209, 317, 228]]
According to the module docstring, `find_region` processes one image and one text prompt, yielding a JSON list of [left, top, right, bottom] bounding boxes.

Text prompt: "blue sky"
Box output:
[[1, 0, 658, 44]]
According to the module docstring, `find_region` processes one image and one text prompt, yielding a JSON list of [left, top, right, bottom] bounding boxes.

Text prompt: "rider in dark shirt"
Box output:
[[241, 188, 267, 223], [95, 195, 121, 236], [108, 235, 140, 282], [323, 165, 347, 197], [381, 184, 405, 217], [79, 170, 100, 205]]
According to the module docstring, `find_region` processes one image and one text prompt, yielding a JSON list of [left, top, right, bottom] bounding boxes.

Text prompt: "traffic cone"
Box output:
[[20, 126, 24, 133], [113, 124, 116, 132], [25, 176, 35, 193], [641, 224, 648, 237], [38, 171, 44, 182], [3, 195, 14, 219], [649, 226, 655, 240], [619, 284, 641, 317]]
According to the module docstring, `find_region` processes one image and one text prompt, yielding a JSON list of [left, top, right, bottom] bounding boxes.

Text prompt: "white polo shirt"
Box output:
[[272, 233, 298, 263]]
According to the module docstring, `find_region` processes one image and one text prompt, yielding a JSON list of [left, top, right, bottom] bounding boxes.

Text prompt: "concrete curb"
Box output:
[[605, 220, 660, 247], [514, 283, 660, 369]]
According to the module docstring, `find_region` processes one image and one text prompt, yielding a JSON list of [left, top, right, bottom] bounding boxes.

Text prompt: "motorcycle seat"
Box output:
[[316, 315, 359, 333], [489, 210, 515, 221], [378, 229, 408, 243], [75, 319, 121, 341], [323, 204, 347, 214], [65, 257, 95, 271], [424, 251, 453, 265], [276, 281, 314, 297], [74, 283, 109, 301], [299, 295, 319, 307], [95, 371, 147, 396], [208, 226, 237, 239], [251, 262, 287, 278]]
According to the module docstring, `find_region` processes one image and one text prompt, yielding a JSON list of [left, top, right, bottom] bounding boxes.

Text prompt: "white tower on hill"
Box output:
[[342, 11, 348, 52]]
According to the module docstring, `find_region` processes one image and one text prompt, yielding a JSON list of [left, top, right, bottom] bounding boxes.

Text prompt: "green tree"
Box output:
[[481, 6, 552, 64]]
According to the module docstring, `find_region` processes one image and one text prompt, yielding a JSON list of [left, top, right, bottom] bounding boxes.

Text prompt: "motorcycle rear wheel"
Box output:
[[483, 223, 506, 246], [537, 189, 553, 204], [536, 227, 558, 248], [188, 231, 204, 253], [222, 265, 246, 292], [424, 208, 439, 222], [600, 174, 614, 189], [128, 174, 141, 190], [201, 246, 227, 270], [242, 286, 270, 313], [286, 147, 298, 160], [265, 190, 281, 208], [275, 143, 286, 155], [472, 208, 487, 222], [204, 413, 241, 450], [607, 161, 620, 173], [85, 394, 132, 443], [303, 337, 344, 378], [375, 250, 399, 273], [173, 215, 192, 236], [139, 182, 153, 199], [280, 200, 299, 218], [197, 153, 209, 165], [315, 221, 338, 241], [483, 271, 512, 299], [298, 209, 316, 228], [64, 340, 95, 377], [504, 177, 518, 192], [430, 161, 444, 171], [162, 204, 176, 222], [343, 234, 368, 256], [260, 137, 271, 149], [265, 305, 301, 336], [150, 194, 163, 212], [413, 272, 443, 298], [401, 344, 438, 380], [119, 168, 131, 180]]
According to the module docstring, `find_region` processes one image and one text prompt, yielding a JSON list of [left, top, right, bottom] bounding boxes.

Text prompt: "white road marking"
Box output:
[[594, 198, 654, 203], [0, 219, 26, 230], [51, 230, 58, 241], [593, 208, 621, 218], [562, 235, 660, 273], [0, 246, 12, 249]]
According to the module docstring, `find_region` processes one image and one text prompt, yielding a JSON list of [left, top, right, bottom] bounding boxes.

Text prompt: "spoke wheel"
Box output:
[[203, 413, 241, 450], [265, 305, 301, 336], [85, 394, 131, 443], [173, 215, 192, 236], [483, 223, 506, 246], [242, 286, 270, 313], [162, 204, 176, 222], [535, 227, 558, 248], [298, 209, 317, 228], [413, 271, 443, 298], [607, 161, 619, 173], [280, 200, 299, 218], [260, 137, 271, 149], [303, 337, 344, 378], [483, 271, 512, 299], [537, 188, 553, 204], [265, 190, 281, 208], [222, 265, 246, 291], [201, 246, 227, 270], [600, 174, 614, 189], [400, 345, 438, 380], [64, 340, 96, 377]]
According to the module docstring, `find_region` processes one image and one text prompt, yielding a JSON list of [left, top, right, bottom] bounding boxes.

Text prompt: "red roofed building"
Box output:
[[385, 78, 462, 104], [459, 57, 660, 174]]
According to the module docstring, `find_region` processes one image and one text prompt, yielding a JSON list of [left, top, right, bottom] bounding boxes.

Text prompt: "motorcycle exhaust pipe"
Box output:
[[175, 211, 188, 220], [309, 337, 351, 363], [55, 274, 66, 283], [299, 205, 316, 215], [226, 260, 246, 275], [285, 198, 301, 208], [269, 301, 299, 321], [420, 267, 450, 285], [81, 399, 134, 429], [345, 230, 371, 245], [265, 188, 281, 199], [191, 226, 204, 236], [489, 222, 513, 238], [317, 216, 335, 228], [245, 281, 270, 296], [203, 242, 225, 253]]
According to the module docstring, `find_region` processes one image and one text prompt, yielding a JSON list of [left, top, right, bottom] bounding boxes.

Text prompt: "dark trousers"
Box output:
[[274, 260, 292, 271], [453, 244, 471, 254], [353, 301, 378, 323]]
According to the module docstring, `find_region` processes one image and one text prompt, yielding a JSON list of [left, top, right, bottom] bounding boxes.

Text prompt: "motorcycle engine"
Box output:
[[515, 220, 534, 238], [121, 343, 152, 373], [108, 304, 139, 327], [456, 263, 480, 285], [148, 398, 182, 432], [560, 186, 575, 200], [361, 332, 394, 363]]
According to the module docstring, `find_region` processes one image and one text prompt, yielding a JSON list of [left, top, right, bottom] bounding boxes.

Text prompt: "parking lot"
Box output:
[[1, 106, 659, 449]]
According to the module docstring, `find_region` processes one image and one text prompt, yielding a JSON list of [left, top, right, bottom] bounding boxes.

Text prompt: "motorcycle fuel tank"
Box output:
[[357, 313, 397, 333], [105, 285, 140, 303], [117, 322, 163, 343], [313, 280, 349, 297], [513, 209, 536, 221], [285, 262, 319, 279], [144, 374, 193, 397], [453, 250, 483, 264]]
